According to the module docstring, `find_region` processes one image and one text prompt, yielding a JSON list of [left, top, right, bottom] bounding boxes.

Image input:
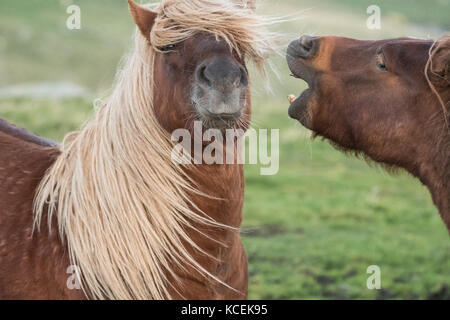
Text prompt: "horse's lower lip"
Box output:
[[288, 88, 312, 125], [206, 111, 241, 120]]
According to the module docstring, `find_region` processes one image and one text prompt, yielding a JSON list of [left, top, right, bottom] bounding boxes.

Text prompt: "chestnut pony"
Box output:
[[0, 0, 276, 299], [287, 35, 450, 232]]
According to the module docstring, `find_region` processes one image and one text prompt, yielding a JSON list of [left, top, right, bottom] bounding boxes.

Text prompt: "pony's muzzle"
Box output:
[[196, 57, 248, 91], [194, 57, 248, 116]]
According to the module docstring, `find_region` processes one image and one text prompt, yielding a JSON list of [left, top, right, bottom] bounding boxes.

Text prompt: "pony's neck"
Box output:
[[176, 142, 245, 298], [417, 131, 450, 231], [188, 140, 245, 227]]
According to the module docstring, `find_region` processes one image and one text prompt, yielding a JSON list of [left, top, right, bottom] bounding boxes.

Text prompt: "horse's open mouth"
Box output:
[[286, 37, 319, 129], [286, 58, 316, 129]]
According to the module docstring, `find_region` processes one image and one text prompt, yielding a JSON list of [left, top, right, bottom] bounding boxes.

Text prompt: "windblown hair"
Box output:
[[149, 0, 279, 73], [33, 0, 277, 300], [425, 34, 450, 130]]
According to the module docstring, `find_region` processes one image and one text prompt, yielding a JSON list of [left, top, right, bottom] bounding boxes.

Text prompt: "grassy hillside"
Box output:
[[0, 0, 449, 299]]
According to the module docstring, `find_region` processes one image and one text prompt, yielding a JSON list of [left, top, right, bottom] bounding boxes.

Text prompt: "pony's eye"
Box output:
[[159, 44, 176, 52], [376, 53, 387, 71]]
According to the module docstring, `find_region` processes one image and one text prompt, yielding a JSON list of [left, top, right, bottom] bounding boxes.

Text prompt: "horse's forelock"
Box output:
[[149, 0, 279, 72]]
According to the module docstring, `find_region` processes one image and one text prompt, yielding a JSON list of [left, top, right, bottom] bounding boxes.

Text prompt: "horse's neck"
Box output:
[[0, 118, 57, 147], [188, 161, 244, 228], [434, 145, 450, 231], [418, 133, 450, 231]]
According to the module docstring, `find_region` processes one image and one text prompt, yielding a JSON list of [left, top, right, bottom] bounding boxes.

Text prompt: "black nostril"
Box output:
[[300, 35, 314, 52], [289, 35, 316, 59], [197, 64, 212, 87]]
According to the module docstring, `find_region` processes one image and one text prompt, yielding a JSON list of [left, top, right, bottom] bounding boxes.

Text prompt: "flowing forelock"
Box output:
[[148, 0, 280, 73]]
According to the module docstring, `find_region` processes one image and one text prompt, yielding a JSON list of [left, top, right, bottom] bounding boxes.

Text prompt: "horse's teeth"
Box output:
[[288, 95, 297, 103]]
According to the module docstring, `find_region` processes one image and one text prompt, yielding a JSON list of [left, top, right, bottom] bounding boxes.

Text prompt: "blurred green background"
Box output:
[[0, 0, 449, 299]]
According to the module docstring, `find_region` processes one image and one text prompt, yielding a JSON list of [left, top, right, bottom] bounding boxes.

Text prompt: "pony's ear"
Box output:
[[431, 37, 450, 83], [128, 0, 157, 42]]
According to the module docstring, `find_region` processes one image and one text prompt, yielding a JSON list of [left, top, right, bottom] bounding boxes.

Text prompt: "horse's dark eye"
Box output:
[[377, 61, 387, 71], [376, 53, 387, 71], [159, 44, 176, 52]]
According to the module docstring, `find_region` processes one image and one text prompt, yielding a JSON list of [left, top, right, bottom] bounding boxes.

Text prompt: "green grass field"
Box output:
[[0, 0, 449, 299]]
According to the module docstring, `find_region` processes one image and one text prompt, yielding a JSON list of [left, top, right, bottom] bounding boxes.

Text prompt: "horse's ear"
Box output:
[[128, 0, 157, 42], [431, 36, 450, 83]]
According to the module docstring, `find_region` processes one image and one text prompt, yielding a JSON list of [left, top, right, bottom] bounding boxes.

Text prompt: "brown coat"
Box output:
[[0, 119, 247, 300]]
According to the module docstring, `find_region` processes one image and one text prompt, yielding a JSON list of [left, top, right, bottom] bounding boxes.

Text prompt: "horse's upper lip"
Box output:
[[286, 56, 313, 85], [286, 42, 317, 86]]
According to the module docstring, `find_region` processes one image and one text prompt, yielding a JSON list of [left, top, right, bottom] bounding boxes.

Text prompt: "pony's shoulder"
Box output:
[[0, 129, 60, 180]]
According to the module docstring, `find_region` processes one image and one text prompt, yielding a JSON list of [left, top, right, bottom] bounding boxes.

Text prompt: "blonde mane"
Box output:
[[33, 0, 277, 300]]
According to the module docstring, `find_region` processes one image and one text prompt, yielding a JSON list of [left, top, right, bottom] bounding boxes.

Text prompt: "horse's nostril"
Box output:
[[300, 35, 314, 52], [196, 59, 247, 90], [197, 65, 212, 87], [290, 35, 316, 59]]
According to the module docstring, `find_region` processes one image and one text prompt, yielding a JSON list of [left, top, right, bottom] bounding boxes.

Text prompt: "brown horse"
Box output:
[[0, 0, 276, 299], [287, 35, 450, 232]]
